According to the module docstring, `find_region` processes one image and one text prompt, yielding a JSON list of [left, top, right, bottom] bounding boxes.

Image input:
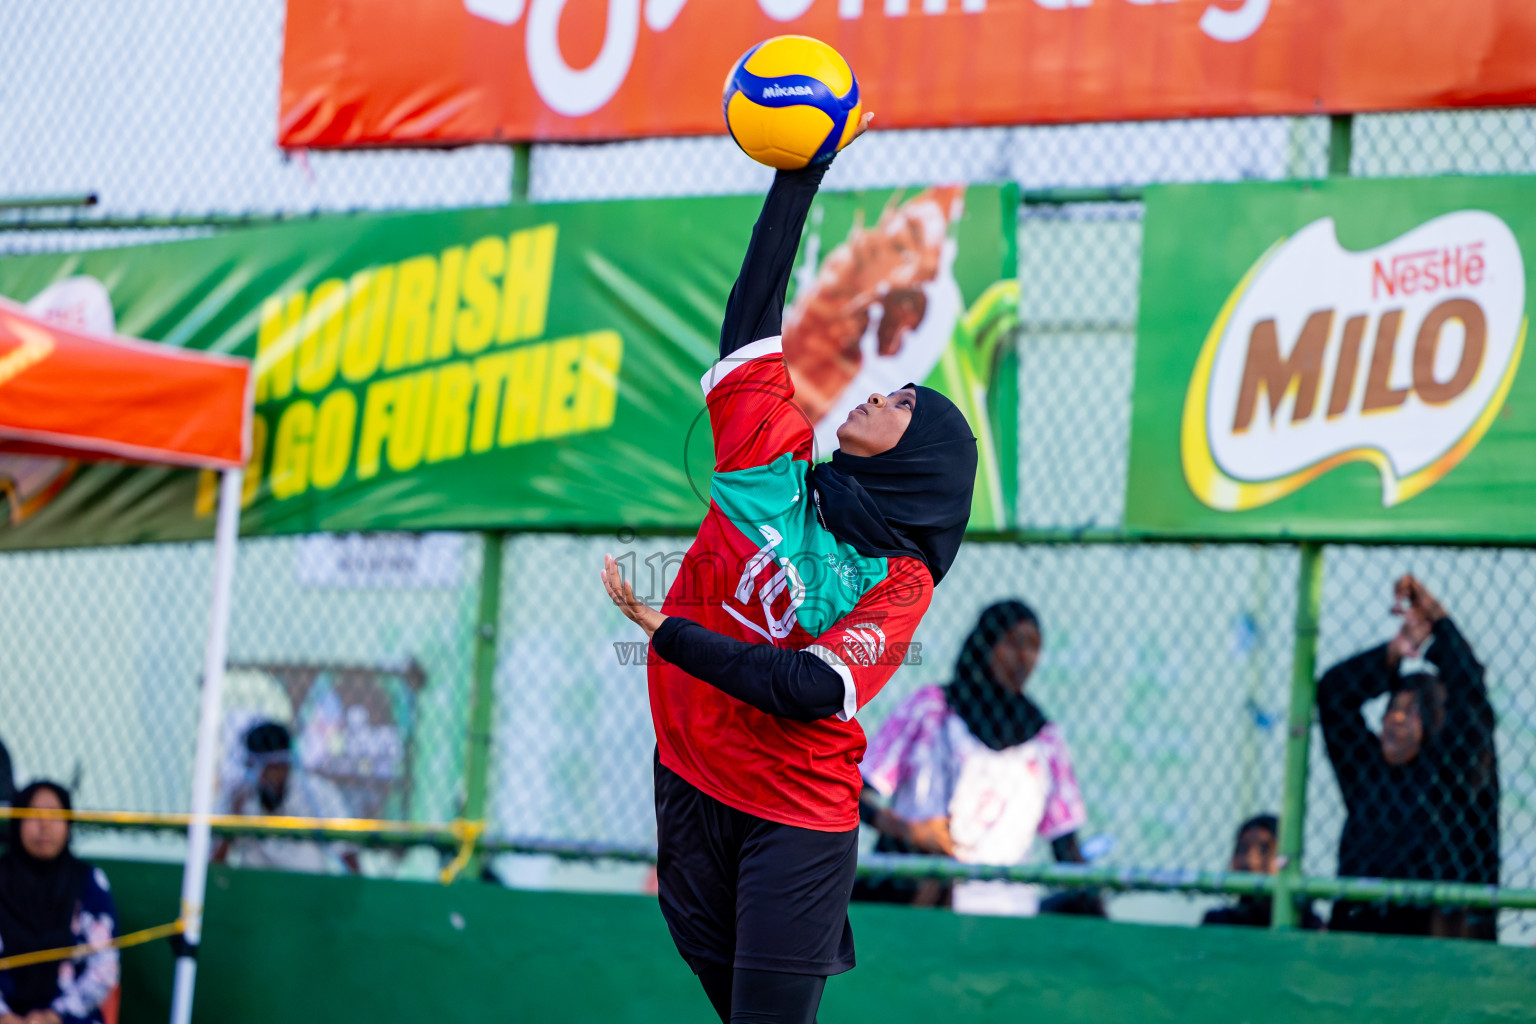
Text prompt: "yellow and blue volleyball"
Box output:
[[722, 36, 862, 171]]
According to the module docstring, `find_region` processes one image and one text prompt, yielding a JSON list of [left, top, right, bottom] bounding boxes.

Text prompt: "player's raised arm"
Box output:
[[719, 112, 875, 359], [705, 113, 875, 474], [718, 165, 826, 359]]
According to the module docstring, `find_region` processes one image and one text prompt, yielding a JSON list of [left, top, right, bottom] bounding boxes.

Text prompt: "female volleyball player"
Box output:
[[601, 112, 978, 1024]]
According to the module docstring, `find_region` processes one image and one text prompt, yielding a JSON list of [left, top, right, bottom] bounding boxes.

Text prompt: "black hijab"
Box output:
[[945, 601, 1049, 751], [808, 384, 977, 584], [0, 781, 89, 1013]]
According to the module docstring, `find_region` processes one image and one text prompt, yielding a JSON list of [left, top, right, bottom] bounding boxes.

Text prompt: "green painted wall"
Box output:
[[105, 860, 1536, 1024]]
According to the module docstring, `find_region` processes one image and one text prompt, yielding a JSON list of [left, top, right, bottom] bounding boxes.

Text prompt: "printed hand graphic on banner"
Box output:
[[783, 186, 967, 457]]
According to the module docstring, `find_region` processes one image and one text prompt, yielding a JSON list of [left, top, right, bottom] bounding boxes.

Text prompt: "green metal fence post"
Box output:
[[1327, 114, 1354, 177], [460, 531, 505, 880], [1273, 115, 1350, 918], [511, 143, 532, 203], [1273, 542, 1324, 929]]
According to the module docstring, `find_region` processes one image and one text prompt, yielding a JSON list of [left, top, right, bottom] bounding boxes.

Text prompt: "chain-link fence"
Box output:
[[9, 533, 1534, 938], [1, 534, 483, 877], [3, 0, 1536, 945]]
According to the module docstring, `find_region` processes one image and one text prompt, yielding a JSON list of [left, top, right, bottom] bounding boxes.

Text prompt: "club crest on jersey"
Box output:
[[840, 623, 886, 667], [824, 554, 864, 592]]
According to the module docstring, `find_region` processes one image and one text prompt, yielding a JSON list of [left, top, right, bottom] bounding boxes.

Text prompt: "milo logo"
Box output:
[[1183, 211, 1527, 510]]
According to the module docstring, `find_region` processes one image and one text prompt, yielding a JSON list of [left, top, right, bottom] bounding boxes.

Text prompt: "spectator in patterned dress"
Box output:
[[0, 781, 119, 1024], [854, 600, 1099, 915]]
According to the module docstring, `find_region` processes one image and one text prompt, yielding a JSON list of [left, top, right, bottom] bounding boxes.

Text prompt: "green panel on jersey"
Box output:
[[711, 454, 889, 638]]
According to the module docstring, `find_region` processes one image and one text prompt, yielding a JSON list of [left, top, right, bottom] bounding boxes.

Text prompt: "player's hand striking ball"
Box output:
[[599, 38, 976, 1021]]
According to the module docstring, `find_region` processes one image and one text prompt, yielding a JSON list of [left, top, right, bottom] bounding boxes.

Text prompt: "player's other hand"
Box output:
[[602, 553, 667, 638]]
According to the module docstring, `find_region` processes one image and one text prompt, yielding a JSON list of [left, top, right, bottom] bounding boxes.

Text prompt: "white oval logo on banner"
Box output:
[[1183, 211, 1528, 510]]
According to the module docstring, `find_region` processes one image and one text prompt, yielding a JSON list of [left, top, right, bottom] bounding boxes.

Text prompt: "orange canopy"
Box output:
[[0, 298, 250, 469]]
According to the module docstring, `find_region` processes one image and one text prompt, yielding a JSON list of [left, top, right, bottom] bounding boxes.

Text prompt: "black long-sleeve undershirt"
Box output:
[[651, 164, 842, 724], [651, 617, 846, 723], [718, 164, 827, 359]]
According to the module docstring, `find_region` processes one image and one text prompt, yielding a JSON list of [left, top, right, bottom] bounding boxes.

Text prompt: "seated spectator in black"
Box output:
[[0, 781, 120, 1024], [1319, 575, 1498, 940], [855, 601, 1100, 916], [1202, 813, 1321, 929], [213, 721, 360, 875]]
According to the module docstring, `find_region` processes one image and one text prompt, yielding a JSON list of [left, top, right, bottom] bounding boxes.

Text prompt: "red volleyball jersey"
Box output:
[[649, 336, 933, 831]]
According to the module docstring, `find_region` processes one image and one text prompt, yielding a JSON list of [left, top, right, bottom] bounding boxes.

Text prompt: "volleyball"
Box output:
[[722, 36, 862, 170]]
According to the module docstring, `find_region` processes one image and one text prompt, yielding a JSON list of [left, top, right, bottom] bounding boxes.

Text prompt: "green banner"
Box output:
[[0, 186, 1017, 549], [1128, 177, 1535, 541]]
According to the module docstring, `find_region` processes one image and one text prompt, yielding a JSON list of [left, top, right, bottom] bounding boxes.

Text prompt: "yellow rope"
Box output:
[[438, 819, 486, 885], [2, 807, 492, 884], [0, 805, 461, 838], [0, 919, 186, 972]]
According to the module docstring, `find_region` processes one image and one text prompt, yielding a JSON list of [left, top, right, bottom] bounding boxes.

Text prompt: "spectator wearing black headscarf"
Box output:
[[856, 601, 1098, 915], [0, 781, 119, 1024], [1319, 575, 1499, 940]]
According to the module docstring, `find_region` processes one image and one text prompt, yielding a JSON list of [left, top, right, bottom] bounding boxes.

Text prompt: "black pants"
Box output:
[[654, 756, 858, 1019], [696, 964, 827, 1024]]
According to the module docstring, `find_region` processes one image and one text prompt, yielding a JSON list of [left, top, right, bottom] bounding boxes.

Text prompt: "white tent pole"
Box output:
[[170, 468, 244, 1024]]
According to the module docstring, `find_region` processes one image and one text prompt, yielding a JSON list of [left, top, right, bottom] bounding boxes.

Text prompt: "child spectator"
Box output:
[[1201, 813, 1321, 929]]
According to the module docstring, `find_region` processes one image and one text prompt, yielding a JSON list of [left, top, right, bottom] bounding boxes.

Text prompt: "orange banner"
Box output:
[[0, 300, 251, 469], [279, 0, 1536, 147]]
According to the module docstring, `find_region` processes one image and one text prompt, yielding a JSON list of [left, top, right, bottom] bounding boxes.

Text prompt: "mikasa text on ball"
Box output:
[[722, 36, 862, 171]]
